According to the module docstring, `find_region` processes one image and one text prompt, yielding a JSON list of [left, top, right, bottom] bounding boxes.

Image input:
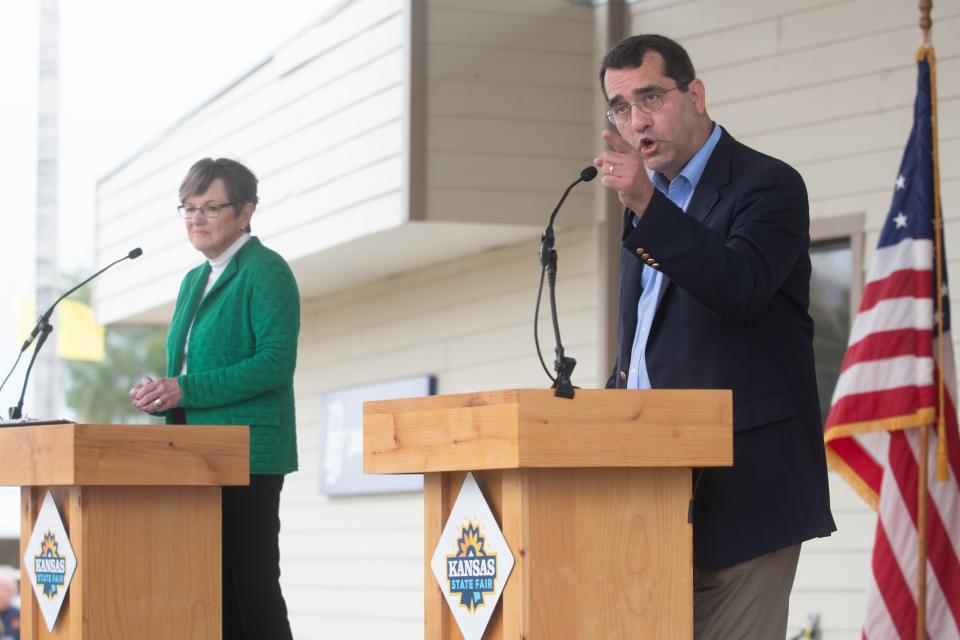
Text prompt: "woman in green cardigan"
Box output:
[[130, 158, 298, 640]]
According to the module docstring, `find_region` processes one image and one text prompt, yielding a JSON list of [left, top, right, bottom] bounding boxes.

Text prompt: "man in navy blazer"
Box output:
[[595, 35, 836, 639]]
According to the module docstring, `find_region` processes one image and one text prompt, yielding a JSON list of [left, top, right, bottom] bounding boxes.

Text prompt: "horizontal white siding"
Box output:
[[629, 0, 960, 636], [94, 0, 407, 323], [423, 0, 596, 226]]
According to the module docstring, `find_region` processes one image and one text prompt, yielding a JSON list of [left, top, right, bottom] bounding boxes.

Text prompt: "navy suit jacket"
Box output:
[[607, 128, 836, 569]]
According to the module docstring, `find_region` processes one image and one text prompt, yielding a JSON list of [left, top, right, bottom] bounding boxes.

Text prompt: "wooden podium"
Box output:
[[364, 389, 732, 639], [0, 422, 249, 640]]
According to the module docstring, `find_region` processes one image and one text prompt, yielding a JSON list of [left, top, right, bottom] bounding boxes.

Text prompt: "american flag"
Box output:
[[823, 48, 960, 638]]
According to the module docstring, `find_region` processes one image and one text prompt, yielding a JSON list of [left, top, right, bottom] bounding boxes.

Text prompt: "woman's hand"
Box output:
[[130, 377, 183, 413]]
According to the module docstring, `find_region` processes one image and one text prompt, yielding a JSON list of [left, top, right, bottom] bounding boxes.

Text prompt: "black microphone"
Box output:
[[534, 167, 596, 399], [4, 247, 143, 420], [19, 248, 143, 353]]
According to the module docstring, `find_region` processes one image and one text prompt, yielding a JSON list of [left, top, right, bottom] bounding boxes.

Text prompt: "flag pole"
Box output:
[[917, 3, 934, 637]]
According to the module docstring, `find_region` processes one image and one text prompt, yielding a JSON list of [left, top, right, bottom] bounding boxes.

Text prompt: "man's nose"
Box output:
[[631, 104, 652, 130]]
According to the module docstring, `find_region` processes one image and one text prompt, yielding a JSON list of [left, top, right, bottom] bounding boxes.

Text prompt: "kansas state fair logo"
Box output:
[[446, 521, 498, 612], [34, 531, 67, 598]]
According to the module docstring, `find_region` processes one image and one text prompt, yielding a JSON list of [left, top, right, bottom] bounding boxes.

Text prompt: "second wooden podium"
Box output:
[[0, 422, 248, 640], [364, 388, 732, 639]]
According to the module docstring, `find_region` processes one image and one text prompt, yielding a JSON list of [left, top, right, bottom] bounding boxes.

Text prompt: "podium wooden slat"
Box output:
[[364, 388, 732, 639]]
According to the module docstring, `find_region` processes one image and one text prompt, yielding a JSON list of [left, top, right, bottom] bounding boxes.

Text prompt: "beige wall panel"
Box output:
[[266, 190, 406, 256], [297, 268, 594, 374], [703, 19, 960, 105], [301, 229, 594, 338], [428, 117, 593, 157], [282, 556, 423, 590], [298, 342, 447, 392], [426, 189, 595, 226], [259, 124, 404, 211], [249, 92, 404, 173], [428, 81, 593, 123], [428, 44, 591, 88], [439, 346, 601, 393], [777, 0, 954, 50], [429, 6, 592, 52], [794, 548, 872, 590], [271, 0, 403, 77], [680, 20, 779, 70], [427, 151, 595, 192], [99, 48, 405, 220], [429, 0, 590, 21], [629, 0, 833, 40], [288, 617, 420, 640], [283, 583, 421, 620], [798, 146, 912, 201], [711, 67, 916, 140], [446, 306, 596, 370]]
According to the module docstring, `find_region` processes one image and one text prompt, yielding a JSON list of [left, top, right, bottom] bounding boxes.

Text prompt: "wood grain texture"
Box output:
[[424, 468, 692, 638], [0, 424, 249, 487], [364, 388, 732, 473], [19, 485, 221, 640]]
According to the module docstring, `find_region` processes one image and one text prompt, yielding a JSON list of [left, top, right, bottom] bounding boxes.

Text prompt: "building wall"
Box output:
[[93, 0, 407, 323], [282, 227, 597, 638], [422, 0, 596, 227], [628, 0, 960, 637]]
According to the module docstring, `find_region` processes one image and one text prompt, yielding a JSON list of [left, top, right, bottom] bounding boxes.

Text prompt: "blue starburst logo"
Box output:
[[446, 522, 498, 613], [34, 532, 67, 599]]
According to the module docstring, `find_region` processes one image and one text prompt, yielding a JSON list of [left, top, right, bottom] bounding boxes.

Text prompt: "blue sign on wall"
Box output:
[[318, 375, 435, 496]]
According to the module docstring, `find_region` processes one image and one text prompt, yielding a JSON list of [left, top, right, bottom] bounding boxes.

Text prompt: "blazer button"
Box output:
[[646, 258, 656, 265], [640, 252, 651, 260], [651, 262, 661, 268], [619, 370, 627, 381], [634, 247, 645, 256]]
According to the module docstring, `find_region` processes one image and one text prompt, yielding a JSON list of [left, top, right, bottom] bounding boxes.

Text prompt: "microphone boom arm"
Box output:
[[7, 247, 142, 420]]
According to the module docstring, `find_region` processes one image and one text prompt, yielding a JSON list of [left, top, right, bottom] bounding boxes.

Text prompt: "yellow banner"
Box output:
[[56, 299, 105, 362]]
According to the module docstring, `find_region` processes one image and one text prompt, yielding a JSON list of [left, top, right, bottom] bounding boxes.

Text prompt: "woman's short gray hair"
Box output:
[[179, 158, 258, 233]]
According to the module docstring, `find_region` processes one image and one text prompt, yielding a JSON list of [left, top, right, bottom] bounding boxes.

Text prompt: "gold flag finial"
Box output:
[[920, 0, 933, 43]]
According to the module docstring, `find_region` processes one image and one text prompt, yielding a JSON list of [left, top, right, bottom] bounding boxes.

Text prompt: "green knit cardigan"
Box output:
[[165, 237, 300, 475]]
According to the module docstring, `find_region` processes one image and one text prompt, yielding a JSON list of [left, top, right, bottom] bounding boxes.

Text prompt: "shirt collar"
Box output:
[[652, 122, 722, 194]]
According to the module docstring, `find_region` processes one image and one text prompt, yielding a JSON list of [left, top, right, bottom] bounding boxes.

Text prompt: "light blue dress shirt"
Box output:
[[627, 123, 723, 389]]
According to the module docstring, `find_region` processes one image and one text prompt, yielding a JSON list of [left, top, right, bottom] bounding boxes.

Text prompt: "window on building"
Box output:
[[809, 214, 864, 423]]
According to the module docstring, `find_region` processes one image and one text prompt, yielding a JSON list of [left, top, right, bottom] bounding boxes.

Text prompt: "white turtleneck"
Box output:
[[203, 233, 251, 298], [182, 233, 252, 374]]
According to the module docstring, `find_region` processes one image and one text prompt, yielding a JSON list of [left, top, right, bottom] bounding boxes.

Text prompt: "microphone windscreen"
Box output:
[[580, 166, 599, 182], [128, 248, 143, 259]]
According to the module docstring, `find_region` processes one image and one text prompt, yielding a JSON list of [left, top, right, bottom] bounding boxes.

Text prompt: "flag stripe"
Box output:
[[833, 356, 933, 399], [839, 328, 934, 374], [871, 520, 918, 639], [860, 269, 935, 313], [848, 297, 933, 346], [865, 238, 933, 285], [828, 387, 937, 428]]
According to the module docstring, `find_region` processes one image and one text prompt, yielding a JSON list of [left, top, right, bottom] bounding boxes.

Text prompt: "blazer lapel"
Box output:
[[168, 263, 210, 376], [654, 130, 735, 310]]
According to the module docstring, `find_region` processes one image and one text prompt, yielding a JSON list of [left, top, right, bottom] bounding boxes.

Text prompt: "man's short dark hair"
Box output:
[[180, 157, 258, 233], [599, 34, 696, 100]]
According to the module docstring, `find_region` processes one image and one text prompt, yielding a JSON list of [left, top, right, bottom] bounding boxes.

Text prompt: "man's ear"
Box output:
[[688, 78, 707, 115]]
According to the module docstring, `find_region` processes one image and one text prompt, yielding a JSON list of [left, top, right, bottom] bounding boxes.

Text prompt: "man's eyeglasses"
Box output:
[[177, 202, 235, 219], [606, 84, 687, 126]]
